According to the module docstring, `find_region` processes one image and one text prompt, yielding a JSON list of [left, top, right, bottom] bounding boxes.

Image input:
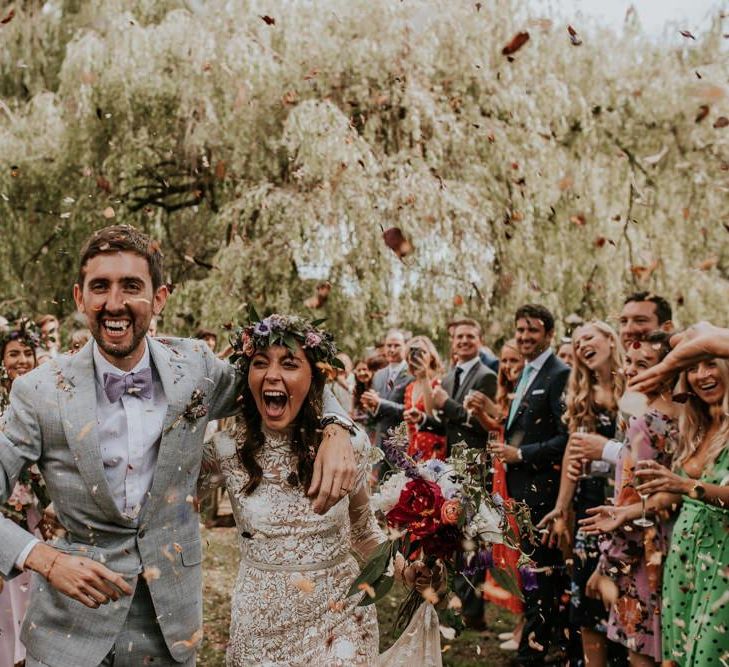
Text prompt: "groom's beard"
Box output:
[[91, 309, 149, 359]]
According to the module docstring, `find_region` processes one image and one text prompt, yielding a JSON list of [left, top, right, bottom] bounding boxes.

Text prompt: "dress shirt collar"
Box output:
[[456, 355, 481, 376], [93, 338, 151, 386], [525, 347, 553, 375]]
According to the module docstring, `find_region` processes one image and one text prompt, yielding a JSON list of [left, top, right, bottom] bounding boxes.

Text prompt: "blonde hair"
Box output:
[[497, 339, 523, 417], [405, 335, 444, 376], [565, 320, 625, 432], [673, 358, 729, 472]]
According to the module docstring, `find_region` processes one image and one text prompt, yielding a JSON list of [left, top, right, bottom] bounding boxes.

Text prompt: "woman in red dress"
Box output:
[[401, 335, 447, 461], [466, 339, 525, 646]]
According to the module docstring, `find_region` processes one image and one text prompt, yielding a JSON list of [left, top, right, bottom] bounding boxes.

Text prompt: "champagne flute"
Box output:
[[633, 462, 654, 528], [576, 426, 591, 479]]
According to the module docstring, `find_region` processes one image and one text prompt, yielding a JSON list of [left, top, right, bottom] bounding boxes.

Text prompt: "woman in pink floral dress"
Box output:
[[0, 319, 49, 666]]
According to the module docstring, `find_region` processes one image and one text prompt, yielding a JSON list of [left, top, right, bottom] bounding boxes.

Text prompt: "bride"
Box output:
[[201, 314, 440, 666]]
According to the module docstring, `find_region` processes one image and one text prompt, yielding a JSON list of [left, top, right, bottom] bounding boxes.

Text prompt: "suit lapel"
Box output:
[[509, 358, 550, 433], [59, 342, 132, 524], [141, 338, 198, 519]]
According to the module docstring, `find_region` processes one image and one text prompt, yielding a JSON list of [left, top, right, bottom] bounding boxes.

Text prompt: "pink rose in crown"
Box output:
[[304, 331, 322, 348]]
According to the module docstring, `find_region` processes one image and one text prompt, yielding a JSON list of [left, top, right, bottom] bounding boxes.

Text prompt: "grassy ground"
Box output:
[[199, 526, 516, 666]]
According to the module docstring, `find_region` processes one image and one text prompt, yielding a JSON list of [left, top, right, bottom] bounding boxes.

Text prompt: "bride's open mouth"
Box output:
[[262, 389, 289, 419]]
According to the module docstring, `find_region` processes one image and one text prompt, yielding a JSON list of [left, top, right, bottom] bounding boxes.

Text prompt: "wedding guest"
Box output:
[[35, 314, 60, 358], [467, 338, 525, 649], [361, 329, 412, 445], [69, 328, 91, 353], [491, 304, 570, 666], [538, 322, 626, 666], [633, 356, 729, 666], [401, 335, 446, 461], [579, 332, 679, 666], [556, 337, 575, 367], [148, 314, 159, 337], [352, 355, 387, 445], [0, 319, 48, 667], [446, 319, 498, 372], [329, 352, 354, 414], [426, 318, 497, 630], [617, 292, 673, 348], [194, 327, 218, 352], [630, 321, 729, 394]]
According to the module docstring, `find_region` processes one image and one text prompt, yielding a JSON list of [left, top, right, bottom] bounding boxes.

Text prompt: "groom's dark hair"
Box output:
[[78, 225, 164, 290]]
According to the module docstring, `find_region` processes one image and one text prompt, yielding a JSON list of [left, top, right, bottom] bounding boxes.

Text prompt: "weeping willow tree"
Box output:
[[0, 0, 727, 351]]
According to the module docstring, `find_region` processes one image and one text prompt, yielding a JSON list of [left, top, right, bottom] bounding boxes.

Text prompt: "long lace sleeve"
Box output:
[[198, 434, 224, 494], [348, 430, 387, 561]]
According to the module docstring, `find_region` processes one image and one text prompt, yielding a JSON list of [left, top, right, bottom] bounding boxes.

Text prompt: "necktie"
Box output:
[[452, 366, 464, 398], [103, 368, 154, 403], [507, 364, 534, 429]]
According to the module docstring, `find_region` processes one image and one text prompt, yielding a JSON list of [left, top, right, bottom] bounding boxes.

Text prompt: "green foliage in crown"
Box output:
[[229, 307, 344, 378]]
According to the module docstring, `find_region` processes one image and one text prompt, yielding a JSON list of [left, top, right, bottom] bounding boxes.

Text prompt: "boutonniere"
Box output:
[[168, 389, 208, 433], [183, 389, 208, 422]]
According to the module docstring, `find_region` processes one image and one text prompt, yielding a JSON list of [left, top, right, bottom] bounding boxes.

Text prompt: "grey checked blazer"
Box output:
[[0, 337, 348, 666]]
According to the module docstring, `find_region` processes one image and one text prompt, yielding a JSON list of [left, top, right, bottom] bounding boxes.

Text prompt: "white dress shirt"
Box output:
[[93, 340, 167, 519], [454, 355, 481, 382]]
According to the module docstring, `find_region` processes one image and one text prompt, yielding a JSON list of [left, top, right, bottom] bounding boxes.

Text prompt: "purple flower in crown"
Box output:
[[266, 314, 287, 331], [304, 331, 322, 348], [253, 320, 271, 336]]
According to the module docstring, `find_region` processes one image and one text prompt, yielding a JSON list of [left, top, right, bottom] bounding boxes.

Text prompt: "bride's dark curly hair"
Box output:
[[236, 353, 326, 495]]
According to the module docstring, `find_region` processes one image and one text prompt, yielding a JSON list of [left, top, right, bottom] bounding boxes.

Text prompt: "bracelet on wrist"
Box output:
[[42, 552, 61, 581]]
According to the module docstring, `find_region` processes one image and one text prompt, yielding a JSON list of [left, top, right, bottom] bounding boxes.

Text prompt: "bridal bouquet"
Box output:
[[350, 424, 535, 630]]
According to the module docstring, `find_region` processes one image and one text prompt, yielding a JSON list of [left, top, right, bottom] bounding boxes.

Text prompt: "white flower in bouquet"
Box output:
[[464, 501, 504, 545], [370, 472, 408, 514], [417, 459, 460, 499]]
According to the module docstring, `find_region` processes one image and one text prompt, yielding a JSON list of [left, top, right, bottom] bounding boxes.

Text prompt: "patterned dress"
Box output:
[[204, 428, 385, 666], [662, 446, 729, 666], [597, 408, 678, 661], [404, 380, 447, 461]]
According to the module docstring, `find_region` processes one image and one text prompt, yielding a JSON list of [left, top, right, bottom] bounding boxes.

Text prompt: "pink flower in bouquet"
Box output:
[[8, 482, 34, 509], [386, 479, 444, 538], [440, 499, 462, 526]]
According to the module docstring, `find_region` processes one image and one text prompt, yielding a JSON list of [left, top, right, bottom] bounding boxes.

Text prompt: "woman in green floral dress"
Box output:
[[635, 357, 729, 667]]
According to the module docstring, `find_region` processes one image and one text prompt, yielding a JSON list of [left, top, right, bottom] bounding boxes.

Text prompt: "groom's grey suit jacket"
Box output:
[[0, 336, 243, 666]]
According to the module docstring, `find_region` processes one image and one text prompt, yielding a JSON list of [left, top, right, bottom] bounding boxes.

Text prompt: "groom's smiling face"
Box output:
[[74, 251, 168, 369]]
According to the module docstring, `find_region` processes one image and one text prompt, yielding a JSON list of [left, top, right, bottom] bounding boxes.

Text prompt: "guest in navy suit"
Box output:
[[491, 304, 571, 666]]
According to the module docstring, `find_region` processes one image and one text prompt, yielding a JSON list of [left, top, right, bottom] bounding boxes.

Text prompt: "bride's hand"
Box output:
[[403, 559, 446, 596], [308, 424, 357, 514]]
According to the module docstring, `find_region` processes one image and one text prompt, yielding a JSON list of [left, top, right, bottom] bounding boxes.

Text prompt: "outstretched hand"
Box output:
[[536, 507, 571, 550], [579, 505, 626, 535], [308, 424, 357, 514], [630, 322, 729, 394]]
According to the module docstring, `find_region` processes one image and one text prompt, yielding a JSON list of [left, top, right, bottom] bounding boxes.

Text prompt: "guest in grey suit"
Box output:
[[426, 319, 497, 451], [0, 225, 356, 667], [361, 329, 413, 445]]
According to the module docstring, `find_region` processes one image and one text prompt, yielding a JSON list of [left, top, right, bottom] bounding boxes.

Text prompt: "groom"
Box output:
[[0, 225, 357, 666]]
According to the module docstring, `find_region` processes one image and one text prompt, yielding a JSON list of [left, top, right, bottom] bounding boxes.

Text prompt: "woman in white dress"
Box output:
[[202, 314, 443, 666]]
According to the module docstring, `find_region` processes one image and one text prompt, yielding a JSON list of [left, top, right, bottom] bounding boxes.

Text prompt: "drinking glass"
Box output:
[[464, 390, 476, 428], [576, 426, 591, 479], [633, 463, 654, 528]]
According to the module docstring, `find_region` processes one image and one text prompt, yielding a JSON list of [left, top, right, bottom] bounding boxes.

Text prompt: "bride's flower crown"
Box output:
[[229, 309, 344, 378]]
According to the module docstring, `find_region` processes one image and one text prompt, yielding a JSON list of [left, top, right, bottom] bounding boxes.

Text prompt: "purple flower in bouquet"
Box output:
[[380, 429, 419, 478], [518, 566, 539, 592], [461, 549, 494, 577]]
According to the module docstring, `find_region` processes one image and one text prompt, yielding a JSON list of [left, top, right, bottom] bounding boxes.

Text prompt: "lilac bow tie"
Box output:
[[103, 368, 153, 403]]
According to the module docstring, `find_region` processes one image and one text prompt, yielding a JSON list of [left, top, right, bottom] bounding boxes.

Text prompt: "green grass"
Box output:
[[200, 526, 515, 666]]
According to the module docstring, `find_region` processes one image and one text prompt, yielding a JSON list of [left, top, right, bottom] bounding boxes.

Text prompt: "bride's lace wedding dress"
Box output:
[[203, 428, 386, 666]]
